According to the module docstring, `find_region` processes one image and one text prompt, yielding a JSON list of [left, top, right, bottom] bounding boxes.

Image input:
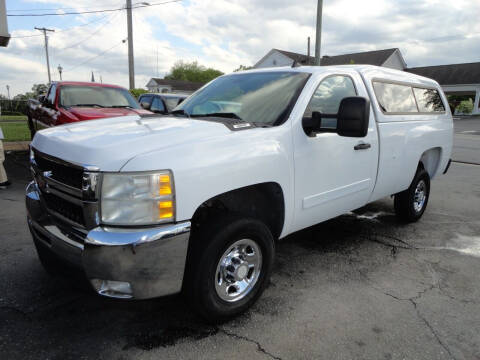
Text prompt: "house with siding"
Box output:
[[254, 48, 480, 115]]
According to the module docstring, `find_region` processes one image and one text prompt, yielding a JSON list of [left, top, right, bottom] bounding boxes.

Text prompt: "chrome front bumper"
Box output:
[[26, 181, 190, 299]]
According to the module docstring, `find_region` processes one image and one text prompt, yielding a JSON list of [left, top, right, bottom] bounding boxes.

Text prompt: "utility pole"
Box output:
[[35, 27, 55, 83], [307, 37, 311, 63], [314, 0, 323, 66], [126, 0, 135, 89], [6, 85, 10, 100]]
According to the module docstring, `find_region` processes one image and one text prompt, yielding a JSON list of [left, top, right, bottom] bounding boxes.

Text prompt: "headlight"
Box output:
[[100, 171, 175, 225]]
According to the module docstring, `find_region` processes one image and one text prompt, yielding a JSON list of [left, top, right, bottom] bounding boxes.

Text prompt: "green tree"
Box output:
[[31, 83, 49, 97], [165, 61, 223, 83], [129, 88, 148, 99], [13, 92, 34, 101], [234, 65, 253, 72]]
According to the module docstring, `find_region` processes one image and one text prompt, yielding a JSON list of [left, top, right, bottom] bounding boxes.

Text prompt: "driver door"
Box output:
[[292, 71, 378, 232]]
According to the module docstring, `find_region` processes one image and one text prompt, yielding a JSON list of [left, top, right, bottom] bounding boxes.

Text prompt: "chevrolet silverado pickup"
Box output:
[[27, 81, 152, 139], [26, 65, 453, 321]]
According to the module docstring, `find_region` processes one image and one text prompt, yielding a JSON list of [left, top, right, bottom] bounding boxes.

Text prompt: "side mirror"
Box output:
[[337, 96, 370, 138], [140, 101, 150, 110], [38, 95, 46, 104], [302, 111, 322, 134]]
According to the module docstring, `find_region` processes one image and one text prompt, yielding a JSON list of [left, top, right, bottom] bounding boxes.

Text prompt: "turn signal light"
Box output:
[[158, 200, 173, 219]]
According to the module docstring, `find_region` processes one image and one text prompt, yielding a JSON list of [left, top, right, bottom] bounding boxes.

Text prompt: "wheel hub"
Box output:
[[215, 239, 262, 302], [413, 180, 427, 213]]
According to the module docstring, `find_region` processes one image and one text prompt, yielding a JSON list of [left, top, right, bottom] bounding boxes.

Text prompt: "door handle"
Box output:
[[354, 142, 371, 150]]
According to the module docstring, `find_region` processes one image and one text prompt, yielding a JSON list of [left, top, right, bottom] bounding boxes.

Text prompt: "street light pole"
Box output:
[[314, 0, 323, 66], [57, 64, 63, 81], [126, 0, 135, 89], [35, 27, 55, 83]]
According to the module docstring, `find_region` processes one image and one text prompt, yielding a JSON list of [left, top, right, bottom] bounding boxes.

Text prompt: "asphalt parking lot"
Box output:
[[1, 119, 479, 360]]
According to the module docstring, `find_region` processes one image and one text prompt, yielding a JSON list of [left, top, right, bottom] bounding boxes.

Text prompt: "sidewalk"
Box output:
[[3, 141, 30, 151]]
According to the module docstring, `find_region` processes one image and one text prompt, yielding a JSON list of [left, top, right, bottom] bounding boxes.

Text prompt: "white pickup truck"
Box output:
[[26, 65, 453, 321]]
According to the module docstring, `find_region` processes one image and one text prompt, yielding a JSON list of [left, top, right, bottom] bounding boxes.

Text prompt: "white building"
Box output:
[[145, 78, 204, 94], [408, 63, 480, 115], [254, 48, 407, 71], [255, 48, 480, 115]]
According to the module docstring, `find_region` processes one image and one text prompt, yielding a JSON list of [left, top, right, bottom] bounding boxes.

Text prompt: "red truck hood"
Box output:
[[68, 107, 151, 120]]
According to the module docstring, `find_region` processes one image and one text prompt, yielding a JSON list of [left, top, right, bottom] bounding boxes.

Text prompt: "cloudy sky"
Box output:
[[1, 0, 479, 97]]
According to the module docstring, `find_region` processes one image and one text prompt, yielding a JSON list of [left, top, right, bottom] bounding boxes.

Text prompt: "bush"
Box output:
[[456, 99, 474, 115]]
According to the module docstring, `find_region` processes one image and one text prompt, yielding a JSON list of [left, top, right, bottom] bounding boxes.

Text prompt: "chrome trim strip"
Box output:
[[32, 147, 100, 173], [46, 186, 83, 205], [85, 221, 191, 246], [43, 173, 82, 198]]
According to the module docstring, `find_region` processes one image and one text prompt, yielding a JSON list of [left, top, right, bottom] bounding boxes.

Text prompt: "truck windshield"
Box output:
[[59, 86, 141, 109], [174, 71, 310, 126]]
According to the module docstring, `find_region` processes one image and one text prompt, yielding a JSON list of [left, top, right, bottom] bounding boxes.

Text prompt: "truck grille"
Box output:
[[43, 192, 86, 226], [33, 150, 84, 189], [31, 148, 99, 229]]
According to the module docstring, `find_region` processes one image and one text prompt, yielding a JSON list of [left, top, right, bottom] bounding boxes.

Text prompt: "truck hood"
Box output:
[[32, 115, 232, 171], [67, 107, 152, 120]]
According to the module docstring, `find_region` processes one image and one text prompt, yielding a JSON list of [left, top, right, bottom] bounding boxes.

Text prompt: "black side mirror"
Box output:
[[302, 111, 322, 135], [337, 96, 370, 137], [140, 101, 150, 110], [38, 95, 46, 104]]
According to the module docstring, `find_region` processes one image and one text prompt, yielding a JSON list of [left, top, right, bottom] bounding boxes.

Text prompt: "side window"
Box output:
[[303, 75, 357, 129], [413, 88, 445, 112], [373, 81, 418, 113], [150, 97, 166, 113], [47, 84, 56, 105]]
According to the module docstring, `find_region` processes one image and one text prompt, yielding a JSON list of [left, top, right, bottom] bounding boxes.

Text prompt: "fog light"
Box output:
[[90, 279, 133, 299]]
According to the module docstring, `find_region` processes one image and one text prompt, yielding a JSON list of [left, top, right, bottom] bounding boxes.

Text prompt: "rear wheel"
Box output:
[[184, 214, 275, 322], [394, 167, 430, 222]]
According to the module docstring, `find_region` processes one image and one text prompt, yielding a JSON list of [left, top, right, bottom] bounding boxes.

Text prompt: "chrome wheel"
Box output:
[[215, 239, 262, 302], [413, 180, 427, 213]]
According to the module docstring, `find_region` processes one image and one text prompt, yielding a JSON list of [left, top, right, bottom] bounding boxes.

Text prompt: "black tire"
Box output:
[[184, 214, 275, 322], [27, 116, 36, 140], [394, 167, 430, 222]]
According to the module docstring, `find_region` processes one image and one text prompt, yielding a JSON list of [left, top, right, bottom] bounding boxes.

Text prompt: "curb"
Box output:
[[4, 141, 30, 151]]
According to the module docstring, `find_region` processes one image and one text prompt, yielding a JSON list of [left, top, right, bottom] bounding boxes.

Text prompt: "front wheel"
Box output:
[[184, 215, 275, 322], [394, 167, 430, 222]]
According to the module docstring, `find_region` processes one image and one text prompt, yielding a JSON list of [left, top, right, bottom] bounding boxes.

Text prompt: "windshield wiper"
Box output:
[[191, 112, 243, 121], [109, 105, 134, 109], [171, 109, 190, 118], [72, 103, 105, 107]]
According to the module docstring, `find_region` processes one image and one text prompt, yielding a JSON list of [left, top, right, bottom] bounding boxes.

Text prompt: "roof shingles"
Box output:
[[274, 48, 398, 67], [406, 63, 480, 85]]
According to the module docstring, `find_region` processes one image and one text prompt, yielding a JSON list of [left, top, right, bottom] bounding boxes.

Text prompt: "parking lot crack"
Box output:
[[409, 299, 457, 360], [220, 329, 282, 360]]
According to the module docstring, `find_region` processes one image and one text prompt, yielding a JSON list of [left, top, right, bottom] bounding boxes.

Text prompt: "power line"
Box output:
[[7, 0, 183, 17], [66, 39, 127, 71], [57, 12, 119, 51], [7, 1, 122, 12], [10, 14, 111, 38]]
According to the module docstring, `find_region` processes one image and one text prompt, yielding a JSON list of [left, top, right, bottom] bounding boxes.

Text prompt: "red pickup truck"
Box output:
[[27, 81, 152, 138]]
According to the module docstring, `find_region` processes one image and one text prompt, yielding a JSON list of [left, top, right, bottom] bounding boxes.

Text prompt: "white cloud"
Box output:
[[1, 0, 479, 97]]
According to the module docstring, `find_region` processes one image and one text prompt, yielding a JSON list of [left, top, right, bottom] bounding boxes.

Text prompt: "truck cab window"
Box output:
[[303, 75, 357, 130]]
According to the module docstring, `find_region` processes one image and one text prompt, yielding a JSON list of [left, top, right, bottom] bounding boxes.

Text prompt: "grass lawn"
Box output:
[[0, 115, 28, 121], [0, 121, 30, 142]]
